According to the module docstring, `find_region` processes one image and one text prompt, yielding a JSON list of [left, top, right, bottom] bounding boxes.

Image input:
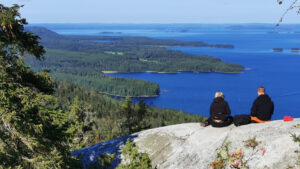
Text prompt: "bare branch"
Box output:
[[277, 0, 299, 26]]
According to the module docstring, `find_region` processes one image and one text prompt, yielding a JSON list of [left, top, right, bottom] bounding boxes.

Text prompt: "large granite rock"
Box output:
[[73, 119, 300, 169]]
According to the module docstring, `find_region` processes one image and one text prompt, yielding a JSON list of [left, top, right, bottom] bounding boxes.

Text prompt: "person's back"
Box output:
[[204, 92, 233, 127], [251, 87, 274, 123], [210, 97, 231, 122]]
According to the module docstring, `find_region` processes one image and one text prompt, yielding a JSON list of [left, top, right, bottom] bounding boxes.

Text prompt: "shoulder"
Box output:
[[253, 96, 260, 102], [223, 100, 230, 105]]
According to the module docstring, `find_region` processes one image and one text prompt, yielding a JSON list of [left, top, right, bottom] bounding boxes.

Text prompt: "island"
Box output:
[[291, 48, 300, 52], [99, 31, 122, 34], [272, 48, 283, 52], [25, 26, 244, 97]]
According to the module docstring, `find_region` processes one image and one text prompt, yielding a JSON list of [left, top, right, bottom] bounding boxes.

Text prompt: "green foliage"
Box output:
[[211, 142, 231, 169], [116, 139, 152, 169], [67, 97, 94, 150], [51, 71, 160, 97], [121, 97, 147, 133], [244, 137, 261, 149], [121, 97, 135, 133], [291, 133, 300, 143], [211, 142, 248, 169], [0, 4, 206, 168], [290, 133, 300, 168], [0, 4, 80, 168], [86, 153, 116, 169], [211, 137, 270, 169], [97, 154, 116, 169], [53, 81, 206, 146], [105, 51, 124, 55], [24, 26, 244, 96], [0, 5, 44, 59]]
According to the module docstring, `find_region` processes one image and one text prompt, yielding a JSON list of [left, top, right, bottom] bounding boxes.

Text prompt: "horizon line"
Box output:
[[27, 22, 300, 25]]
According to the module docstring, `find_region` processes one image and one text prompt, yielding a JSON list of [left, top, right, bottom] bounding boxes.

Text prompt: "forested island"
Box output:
[[25, 27, 244, 97]]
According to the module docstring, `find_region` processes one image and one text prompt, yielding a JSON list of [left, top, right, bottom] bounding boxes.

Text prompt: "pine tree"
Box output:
[[0, 4, 80, 168], [133, 100, 148, 132], [67, 97, 94, 150], [121, 96, 134, 134], [116, 139, 152, 169]]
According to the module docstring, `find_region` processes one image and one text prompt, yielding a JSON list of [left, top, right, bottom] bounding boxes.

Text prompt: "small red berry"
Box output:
[[235, 162, 239, 167]]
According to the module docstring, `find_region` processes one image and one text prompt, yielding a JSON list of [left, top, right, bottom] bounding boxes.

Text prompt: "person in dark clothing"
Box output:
[[250, 86, 274, 123], [200, 92, 233, 127]]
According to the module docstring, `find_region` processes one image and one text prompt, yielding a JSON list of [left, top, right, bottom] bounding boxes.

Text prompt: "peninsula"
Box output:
[[25, 26, 244, 97]]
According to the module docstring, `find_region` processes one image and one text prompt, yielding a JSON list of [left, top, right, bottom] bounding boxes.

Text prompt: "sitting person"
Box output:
[[201, 92, 233, 127], [250, 86, 274, 123]]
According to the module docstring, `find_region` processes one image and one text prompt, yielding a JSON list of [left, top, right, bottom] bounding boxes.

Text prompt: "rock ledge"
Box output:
[[73, 119, 300, 169]]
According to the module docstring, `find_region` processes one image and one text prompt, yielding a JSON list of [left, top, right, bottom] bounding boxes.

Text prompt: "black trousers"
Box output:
[[207, 116, 233, 128]]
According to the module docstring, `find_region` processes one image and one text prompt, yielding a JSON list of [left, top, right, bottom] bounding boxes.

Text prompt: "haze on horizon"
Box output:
[[1, 0, 300, 24]]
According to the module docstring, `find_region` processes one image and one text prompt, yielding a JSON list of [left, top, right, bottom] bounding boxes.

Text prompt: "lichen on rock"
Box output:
[[73, 119, 300, 169]]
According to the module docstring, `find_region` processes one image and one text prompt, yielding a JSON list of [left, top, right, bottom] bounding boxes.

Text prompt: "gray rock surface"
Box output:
[[73, 119, 300, 169]]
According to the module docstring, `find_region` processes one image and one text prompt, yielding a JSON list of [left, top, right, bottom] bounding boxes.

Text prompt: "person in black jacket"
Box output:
[[200, 92, 233, 127], [250, 86, 274, 123]]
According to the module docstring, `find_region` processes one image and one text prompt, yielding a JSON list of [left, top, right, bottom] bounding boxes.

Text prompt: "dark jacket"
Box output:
[[251, 94, 274, 121], [210, 97, 231, 121]]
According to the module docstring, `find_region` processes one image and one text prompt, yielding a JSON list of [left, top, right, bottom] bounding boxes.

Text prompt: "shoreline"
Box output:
[[100, 67, 249, 98], [102, 69, 246, 75], [98, 91, 159, 98]]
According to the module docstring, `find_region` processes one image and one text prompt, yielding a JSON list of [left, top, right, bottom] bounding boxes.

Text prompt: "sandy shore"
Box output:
[[102, 71, 119, 74]]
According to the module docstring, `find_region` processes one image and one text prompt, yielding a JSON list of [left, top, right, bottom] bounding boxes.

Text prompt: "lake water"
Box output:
[[32, 23, 300, 120]]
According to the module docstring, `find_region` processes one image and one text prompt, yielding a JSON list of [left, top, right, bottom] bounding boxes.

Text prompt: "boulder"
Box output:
[[73, 119, 300, 169]]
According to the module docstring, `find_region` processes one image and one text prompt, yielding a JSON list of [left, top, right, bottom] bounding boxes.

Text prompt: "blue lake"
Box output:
[[34, 24, 300, 120]]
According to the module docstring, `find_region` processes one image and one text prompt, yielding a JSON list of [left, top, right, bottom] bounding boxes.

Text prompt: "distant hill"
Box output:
[[25, 26, 62, 39], [25, 26, 234, 48], [25, 26, 244, 97]]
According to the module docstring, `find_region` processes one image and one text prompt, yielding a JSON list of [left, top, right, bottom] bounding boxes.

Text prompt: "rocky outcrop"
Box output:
[[73, 119, 300, 169]]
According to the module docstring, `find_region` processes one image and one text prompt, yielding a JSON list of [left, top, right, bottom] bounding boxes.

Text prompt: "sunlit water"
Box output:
[[33, 23, 300, 120]]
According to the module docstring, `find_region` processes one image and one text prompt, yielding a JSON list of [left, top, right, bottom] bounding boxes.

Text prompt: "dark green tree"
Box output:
[[121, 96, 135, 134], [116, 139, 152, 169], [136, 101, 147, 122], [67, 97, 89, 149], [0, 4, 79, 168], [120, 97, 148, 134], [97, 153, 116, 169], [132, 100, 148, 132]]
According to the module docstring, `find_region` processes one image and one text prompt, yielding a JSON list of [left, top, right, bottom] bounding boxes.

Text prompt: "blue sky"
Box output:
[[1, 0, 300, 23]]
